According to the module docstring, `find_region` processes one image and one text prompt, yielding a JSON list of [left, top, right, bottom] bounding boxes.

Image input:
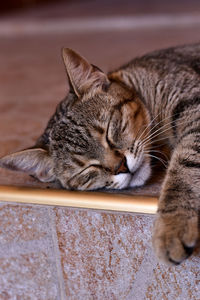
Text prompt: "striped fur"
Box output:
[[0, 44, 199, 264]]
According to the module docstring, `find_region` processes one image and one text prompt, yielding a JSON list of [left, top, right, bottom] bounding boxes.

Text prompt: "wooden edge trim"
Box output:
[[0, 185, 158, 214]]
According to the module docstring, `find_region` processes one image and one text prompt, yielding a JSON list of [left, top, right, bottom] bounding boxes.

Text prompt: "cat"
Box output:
[[0, 43, 200, 265]]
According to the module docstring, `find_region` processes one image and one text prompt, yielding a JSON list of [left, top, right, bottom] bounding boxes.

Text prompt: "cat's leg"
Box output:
[[152, 133, 200, 265]]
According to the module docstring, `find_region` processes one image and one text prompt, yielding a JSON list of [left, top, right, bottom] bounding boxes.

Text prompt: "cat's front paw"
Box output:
[[152, 212, 199, 265]]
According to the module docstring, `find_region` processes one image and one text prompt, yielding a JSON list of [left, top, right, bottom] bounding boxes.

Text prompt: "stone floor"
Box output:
[[0, 0, 200, 299]]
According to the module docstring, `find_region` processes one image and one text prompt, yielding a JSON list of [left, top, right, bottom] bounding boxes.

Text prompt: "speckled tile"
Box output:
[[0, 205, 64, 299], [0, 252, 58, 300], [144, 257, 200, 300], [126, 244, 200, 300], [54, 208, 153, 299], [0, 205, 49, 244], [54, 208, 200, 300]]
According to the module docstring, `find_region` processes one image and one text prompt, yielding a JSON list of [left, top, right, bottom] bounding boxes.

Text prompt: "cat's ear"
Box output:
[[62, 48, 110, 97], [0, 148, 55, 182]]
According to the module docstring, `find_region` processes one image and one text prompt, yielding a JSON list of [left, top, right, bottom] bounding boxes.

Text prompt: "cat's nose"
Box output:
[[114, 156, 129, 175]]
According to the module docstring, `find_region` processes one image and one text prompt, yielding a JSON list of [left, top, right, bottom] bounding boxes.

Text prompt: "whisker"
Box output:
[[137, 110, 189, 146], [139, 136, 171, 151], [150, 136, 173, 144], [144, 149, 169, 160], [144, 153, 168, 168], [141, 117, 187, 144], [134, 111, 194, 158], [136, 111, 175, 142], [150, 142, 168, 148], [136, 111, 162, 141], [141, 118, 188, 147]]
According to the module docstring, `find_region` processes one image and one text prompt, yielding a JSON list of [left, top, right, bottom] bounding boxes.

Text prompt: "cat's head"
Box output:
[[0, 48, 152, 190]]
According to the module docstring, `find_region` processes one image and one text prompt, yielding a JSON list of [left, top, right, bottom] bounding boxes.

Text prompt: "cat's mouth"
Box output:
[[107, 158, 146, 190]]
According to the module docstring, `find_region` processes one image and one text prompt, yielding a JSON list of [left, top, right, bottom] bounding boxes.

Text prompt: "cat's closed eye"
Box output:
[[68, 165, 103, 190]]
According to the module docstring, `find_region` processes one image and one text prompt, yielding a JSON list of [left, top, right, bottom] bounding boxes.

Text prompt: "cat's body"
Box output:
[[1, 43, 200, 265]]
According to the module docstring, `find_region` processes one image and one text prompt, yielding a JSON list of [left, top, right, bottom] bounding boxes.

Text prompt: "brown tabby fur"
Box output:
[[0, 43, 200, 265]]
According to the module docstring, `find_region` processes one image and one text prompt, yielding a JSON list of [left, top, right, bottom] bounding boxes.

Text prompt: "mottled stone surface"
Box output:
[[0, 204, 61, 300], [0, 205, 199, 299], [144, 260, 200, 300], [55, 209, 153, 299], [54, 208, 200, 300], [0, 252, 58, 300], [0, 205, 48, 244], [0, 0, 200, 299]]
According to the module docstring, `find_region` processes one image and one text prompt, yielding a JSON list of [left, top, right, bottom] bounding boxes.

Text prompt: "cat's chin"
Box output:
[[129, 160, 151, 188], [124, 152, 151, 188], [125, 153, 143, 173]]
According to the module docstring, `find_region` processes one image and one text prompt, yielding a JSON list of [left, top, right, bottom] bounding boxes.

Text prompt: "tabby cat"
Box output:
[[0, 43, 200, 265]]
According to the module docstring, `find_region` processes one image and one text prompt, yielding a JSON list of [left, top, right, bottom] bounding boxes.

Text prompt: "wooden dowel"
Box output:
[[0, 185, 158, 214]]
